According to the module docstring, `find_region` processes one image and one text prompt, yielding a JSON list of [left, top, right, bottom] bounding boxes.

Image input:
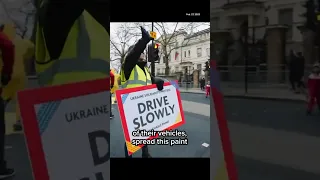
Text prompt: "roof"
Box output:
[[184, 28, 210, 40], [222, 0, 263, 9]]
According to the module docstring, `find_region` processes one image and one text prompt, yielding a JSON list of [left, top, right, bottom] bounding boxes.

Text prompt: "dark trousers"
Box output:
[[290, 74, 297, 90], [290, 74, 304, 90], [297, 80, 305, 89], [124, 143, 149, 158], [110, 94, 113, 116], [307, 94, 320, 111], [0, 97, 6, 170]]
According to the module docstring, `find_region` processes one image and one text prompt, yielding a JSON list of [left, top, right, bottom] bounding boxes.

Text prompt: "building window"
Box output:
[[206, 48, 210, 57], [197, 64, 202, 70], [175, 42, 179, 47], [175, 66, 179, 72], [278, 8, 293, 40], [211, 17, 219, 30], [197, 48, 202, 57], [162, 68, 165, 73], [184, 51, 186, 57], [157, 68, 160, 75], [188, 50, 191, 57]]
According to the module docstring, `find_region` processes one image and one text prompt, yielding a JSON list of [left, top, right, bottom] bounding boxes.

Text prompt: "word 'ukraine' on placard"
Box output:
[[65, 105, 109, 122], [133, 95, 175, 130]]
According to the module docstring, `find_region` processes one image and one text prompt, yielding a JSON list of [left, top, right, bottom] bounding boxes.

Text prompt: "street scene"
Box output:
[[3, 81, 320, 179], [211, 0, 320, 179], [110, 22, 210, 157]]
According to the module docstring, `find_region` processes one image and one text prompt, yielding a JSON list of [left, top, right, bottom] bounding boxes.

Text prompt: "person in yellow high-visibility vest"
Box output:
[[0, 23, 16, 179], [110, 69, 120, 103], [121, 27, 164, 158], [35, 1, 109, 86], [0, 24, 35, 131]]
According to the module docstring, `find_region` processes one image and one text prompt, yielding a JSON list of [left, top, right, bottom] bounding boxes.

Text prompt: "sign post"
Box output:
[[18, 78, 110, 180], [116, 81, 185, 155]]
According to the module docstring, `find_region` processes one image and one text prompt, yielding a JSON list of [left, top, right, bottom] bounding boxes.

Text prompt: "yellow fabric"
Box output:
[[35, 10, 109, 86], [2, 23, 15, 40], [122, 65, 152, 89], [110, 69, 120, 94], [0, 24, 34, 121]]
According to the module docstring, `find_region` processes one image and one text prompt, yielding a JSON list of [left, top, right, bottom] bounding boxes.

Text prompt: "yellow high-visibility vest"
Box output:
[[110, 69, 120, 94], [35, 10, 109, 86], [121, 65, 152, 89]]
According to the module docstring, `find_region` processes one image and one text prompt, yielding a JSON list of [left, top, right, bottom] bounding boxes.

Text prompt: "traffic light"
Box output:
[[301, 0, 317, 31], [154, 43, 160, 62], [147, 43, 160, 62]]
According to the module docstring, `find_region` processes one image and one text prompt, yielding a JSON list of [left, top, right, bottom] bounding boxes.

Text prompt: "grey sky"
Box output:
[[0, 0, 35, 38]]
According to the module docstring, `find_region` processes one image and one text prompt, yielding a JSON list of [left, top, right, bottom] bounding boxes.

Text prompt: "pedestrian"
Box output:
[[0, 24, 16, 178], [205, 81, 210, 98], [296, 52, 306, 92], [200, 78, 205, 90], [120, 26, 164, 158], [289, 50, 299, 92], [110, 69, 115, 119], [306, 63, 320, 115], [0, 24, 35, 132]]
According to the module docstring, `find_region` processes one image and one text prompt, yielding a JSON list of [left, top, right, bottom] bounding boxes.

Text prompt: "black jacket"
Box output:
[[40, 0, 109, 60], [122, 38, 162, 85]]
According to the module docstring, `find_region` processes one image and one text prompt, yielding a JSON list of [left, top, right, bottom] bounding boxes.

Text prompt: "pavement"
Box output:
[[224, 98, 320, 179], [179, 86, 306, 102]]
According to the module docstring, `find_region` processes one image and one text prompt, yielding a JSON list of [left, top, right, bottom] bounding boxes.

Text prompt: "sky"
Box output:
[[110, 22, 210, 71], [0, 0, 35, 38]]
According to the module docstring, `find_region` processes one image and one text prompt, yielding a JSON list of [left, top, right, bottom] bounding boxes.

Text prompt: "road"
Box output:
[[110, 92, 211, 158], [224, 98, 320, 180], [4, 84, 320, 179]]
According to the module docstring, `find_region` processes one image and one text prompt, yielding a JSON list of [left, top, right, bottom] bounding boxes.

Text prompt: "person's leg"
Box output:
[[307, 96, 315, 114], [0, 97, 14, 178], [124, 143, 132, 158], [316, 95, 320, 112], [290, 74, 295, 90], [110, 94, 114, 118], [141, 145, 151, 158], [13, 101, 22, 131], [0, 97, 5, 170]]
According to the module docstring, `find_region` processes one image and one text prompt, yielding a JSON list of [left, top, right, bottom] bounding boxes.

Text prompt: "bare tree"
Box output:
[[134, 22, 209, 75], [110, 23, 139, 66], [110, 58, 122, 73], [0, 0, 35, 38]]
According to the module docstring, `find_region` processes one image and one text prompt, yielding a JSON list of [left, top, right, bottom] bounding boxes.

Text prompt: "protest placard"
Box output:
[[17, 78, 110, 180], [115, 81, 185, 155]]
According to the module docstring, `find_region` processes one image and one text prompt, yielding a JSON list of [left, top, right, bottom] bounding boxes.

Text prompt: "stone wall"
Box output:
[[266, 26, 286, 82]]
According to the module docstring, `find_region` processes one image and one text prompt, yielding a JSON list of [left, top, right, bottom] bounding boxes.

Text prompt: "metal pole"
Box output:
[[244, 24, 249, 93], [151, 22, 155, 77], [186, 67, 189, 90]]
